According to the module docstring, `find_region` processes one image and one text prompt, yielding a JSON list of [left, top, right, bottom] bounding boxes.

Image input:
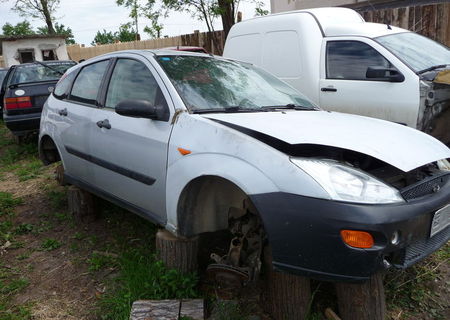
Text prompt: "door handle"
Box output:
[[58, 108, 68, 116], [321, 87, 337, 92], [96, 119, 111, 129]]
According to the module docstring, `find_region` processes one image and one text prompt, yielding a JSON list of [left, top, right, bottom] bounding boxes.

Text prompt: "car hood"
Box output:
[[205, 110, 450, 172]]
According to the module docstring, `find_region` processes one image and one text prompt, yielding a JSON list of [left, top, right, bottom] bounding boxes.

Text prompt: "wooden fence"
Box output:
[[67, 30, 225, 62], [352, 1, 450, 46], [0, 56, 4, 68]]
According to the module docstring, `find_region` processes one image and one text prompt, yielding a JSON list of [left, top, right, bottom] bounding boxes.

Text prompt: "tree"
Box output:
[[91, 23, 137, 45], [116, 0, 163, 39], [1, 21, 35, 36], [9, 0, 60, 34], [37, 23, 75, 44]]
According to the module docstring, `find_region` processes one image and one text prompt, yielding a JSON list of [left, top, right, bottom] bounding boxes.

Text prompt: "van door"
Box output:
[[88, 57, 173, 224], [319, 38, 419, 128]]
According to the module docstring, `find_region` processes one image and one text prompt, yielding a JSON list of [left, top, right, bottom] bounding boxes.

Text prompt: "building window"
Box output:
[[18, 49, 35, 63], [42, 49, 57, 61]]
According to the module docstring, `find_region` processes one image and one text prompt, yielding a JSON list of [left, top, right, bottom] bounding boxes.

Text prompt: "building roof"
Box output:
[[0, 34, 67, 41]]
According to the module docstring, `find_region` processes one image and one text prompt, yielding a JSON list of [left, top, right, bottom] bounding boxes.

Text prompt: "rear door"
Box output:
[[319, 38, 419, 127], [88, 55, 174, 223], [58, 59, 111, 184]]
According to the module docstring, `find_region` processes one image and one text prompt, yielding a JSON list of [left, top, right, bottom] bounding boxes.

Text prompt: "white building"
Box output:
[[271, 0, 366, 13], [0, 34, 69, 67]]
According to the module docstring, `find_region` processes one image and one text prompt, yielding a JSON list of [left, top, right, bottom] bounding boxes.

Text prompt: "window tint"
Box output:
[[326, 41, 392, 80], [70, 60, 109, 105], [106, 59, 166, 109], [53, 71, 77, 99]]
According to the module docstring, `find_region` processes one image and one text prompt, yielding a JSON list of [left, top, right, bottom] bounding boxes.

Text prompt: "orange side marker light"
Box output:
[[340, 230, 374, 249], [178, 147, 191, 156]]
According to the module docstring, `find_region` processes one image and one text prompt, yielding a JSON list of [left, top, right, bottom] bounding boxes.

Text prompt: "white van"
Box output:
[[223, 7, 450, 144]]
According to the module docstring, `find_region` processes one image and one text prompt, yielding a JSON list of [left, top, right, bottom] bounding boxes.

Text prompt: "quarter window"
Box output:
[[105, 59, 167, 109], [326, 41, 393, 80], [54, 71, 77, 99], [70, 60, 109, 105]]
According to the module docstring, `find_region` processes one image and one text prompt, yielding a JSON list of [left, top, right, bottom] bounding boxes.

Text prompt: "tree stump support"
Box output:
[[155, 229, 199, 274], [67, 186, 97, 223], [130, 299, 204, 320], [264, 247, 311, 320], [335, 272, 386, 320]]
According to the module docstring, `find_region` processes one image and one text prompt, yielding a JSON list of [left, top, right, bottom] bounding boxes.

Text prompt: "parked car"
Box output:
[[39, 50, 450, 282], [1, 60, 76, 139], [163, 46, 208, 53], [0, 67, 8, 118], [223, 7, 450, 145]]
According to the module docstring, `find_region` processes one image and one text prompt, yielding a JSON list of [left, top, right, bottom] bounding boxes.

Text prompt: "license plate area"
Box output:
[[430, 204, 450, 237]]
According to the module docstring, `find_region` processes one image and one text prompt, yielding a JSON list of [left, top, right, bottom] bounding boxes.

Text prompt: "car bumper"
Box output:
[[250, 182, 450, 282], [3, 112, 41, 135]]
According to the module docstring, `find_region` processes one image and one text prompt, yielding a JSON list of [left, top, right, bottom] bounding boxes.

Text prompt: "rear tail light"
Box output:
[[4, 97, 32, 110]]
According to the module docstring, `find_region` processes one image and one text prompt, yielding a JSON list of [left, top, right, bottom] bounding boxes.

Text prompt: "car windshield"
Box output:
[[9, 62, 75, 85], [376, 32, 450, 73], [156, 55, 317, 112]]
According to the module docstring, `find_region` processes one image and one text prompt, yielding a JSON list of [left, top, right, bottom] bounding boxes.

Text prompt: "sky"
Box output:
[[0, 0, 271, 46]]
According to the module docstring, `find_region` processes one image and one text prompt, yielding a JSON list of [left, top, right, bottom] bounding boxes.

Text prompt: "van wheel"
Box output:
[[335, 272, 386, 320]]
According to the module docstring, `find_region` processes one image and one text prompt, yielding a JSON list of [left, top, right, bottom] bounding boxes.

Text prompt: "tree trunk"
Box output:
[[155, 229, 199, 274], [218, 0, 235, 39], [67, 186, 97, 223], [41, 0, 55, 34], [264, 247, 311, 320], [335, 273, 386, 320]]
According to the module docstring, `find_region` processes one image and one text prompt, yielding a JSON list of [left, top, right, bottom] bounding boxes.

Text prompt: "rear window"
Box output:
[[9, 62, 75, 85]]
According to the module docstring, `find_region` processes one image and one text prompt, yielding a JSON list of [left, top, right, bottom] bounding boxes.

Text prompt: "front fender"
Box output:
[[165, 153, 278, 233]]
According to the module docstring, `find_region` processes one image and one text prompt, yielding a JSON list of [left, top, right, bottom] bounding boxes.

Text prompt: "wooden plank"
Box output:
[[130, 299, 204, 320]]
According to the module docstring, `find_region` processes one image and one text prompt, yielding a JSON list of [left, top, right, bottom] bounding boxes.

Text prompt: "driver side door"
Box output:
[[319, 39, 418, 127]]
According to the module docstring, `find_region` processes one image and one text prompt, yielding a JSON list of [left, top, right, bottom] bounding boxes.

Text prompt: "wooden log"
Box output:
[[67, 186, 97, 223], [55, 164, 67, 186], [263, 247, 311, 320], [130, 299, 204, 320], [335, 273, 386, 320], [156, 229, 198, 274]]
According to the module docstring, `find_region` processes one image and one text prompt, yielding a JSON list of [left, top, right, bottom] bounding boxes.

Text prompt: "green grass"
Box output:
[[88, 252, 117, 272], [0, 303, 33, 320], [14, 223, 34, 235], [40, 238, 62, 251], [98, 249, 198, 320], [45, 186, 68, 210], [15, 159, 43, 181], [0, 192, 23, 216]]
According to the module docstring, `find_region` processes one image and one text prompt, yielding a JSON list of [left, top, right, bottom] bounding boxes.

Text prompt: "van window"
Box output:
[[70, 60, 109, 105], [105, 59, 167, 109], [263, 31, 301, 78], [326, 41, 392, 80]]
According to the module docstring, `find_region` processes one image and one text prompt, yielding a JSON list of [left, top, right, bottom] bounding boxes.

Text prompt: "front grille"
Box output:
[[394, 226, 450, 269], [401, 173, 450, 201]]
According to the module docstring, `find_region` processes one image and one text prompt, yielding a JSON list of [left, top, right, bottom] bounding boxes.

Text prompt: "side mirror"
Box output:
[[115, 99, 168, 121], [366, 66, 405, 83]]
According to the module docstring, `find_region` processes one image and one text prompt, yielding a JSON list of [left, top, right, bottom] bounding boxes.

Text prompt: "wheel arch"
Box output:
[[39, 134, 62, 165]]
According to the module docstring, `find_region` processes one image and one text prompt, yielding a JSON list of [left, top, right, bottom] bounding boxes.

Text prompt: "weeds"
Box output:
[[15, 159, 43, 181], [14, 223, 34, 235], [98, 249, 198, 320], [88, 252, 117, 272], [40, 238, 62, 251], [45, 186, 68, 210], [0, 192, 23, 216]]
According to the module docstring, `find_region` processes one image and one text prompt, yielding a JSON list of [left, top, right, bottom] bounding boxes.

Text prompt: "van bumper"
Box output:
[[250, 185, 450, 282]]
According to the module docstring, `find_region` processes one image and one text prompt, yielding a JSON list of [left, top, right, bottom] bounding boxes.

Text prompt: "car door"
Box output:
[[88, 56, 173, 223], [58, 59, 111, 184], [319, 39, 419, 127]]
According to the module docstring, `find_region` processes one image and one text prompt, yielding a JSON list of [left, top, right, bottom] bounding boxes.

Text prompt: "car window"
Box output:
[[53, 71, 77, 99], [326, 41, 393, 80], [0, 70, 7, 86], [9, 62, 75, 85], [70, 60, 109, 105], [105, 58, 166, 109]]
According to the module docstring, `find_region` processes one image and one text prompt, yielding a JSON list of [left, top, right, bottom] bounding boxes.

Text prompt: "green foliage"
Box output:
[[98, 249, 198, 319], [88, 252, 117, 272], [40, 238, 61, 251], [11, 0, 60, 34], [15, 159, 43, 181], [37, 23, 75, 44], [14, 223, 34, 235], [1, 21, 35, 36], [45, 186, 67, 210], [0, 192, 23, 216], [0, 278, 29, 295], [92, 23, 137, 45], [0, 303, 32, 320], [212, 301, 250, 320], [116, 0, 163, 39]]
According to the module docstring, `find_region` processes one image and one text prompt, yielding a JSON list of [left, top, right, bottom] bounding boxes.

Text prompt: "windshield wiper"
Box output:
[[417, 64, 448, 74], [262, 104, 317, 111], [34, 60, 65, 76], [191, 106, 265, 114]]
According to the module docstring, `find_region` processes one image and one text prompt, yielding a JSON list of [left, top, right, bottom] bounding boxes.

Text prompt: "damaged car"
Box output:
[[39, 50, 450, 283]]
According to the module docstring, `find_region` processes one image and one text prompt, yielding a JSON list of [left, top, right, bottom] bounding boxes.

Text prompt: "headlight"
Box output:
[[291, 158, 404, 204]]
